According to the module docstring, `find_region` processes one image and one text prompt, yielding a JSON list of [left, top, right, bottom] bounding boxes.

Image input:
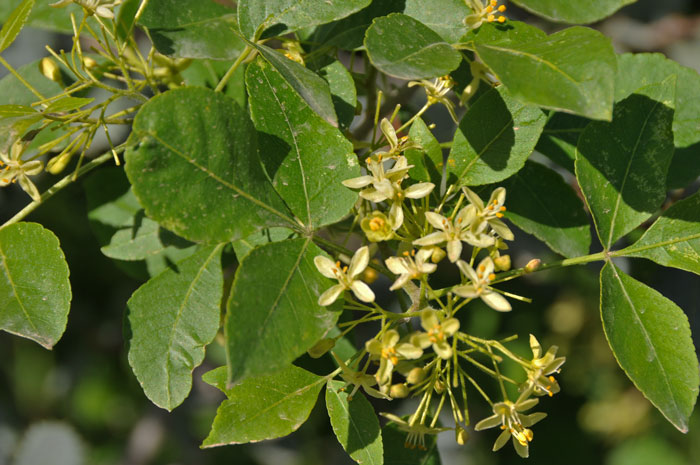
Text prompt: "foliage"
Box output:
[[0, 0, 699, 462]]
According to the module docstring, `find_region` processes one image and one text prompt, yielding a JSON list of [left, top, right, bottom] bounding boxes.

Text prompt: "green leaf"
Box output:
[[501, 161, 590, 258], [0, 222, 71, 349], [254, 44, 339, 126], [510, 0, 635, 24], [311, 0, 404, 51], [320, 60, 357, 130], [469, 22, 616, 120], [383, 420, 441, 465], [231, 227, 295, 260], [404, 0, 470, 43], [180, 59, 247, 107], [125, 87, 293, 244], [238, 0, 371, 40], [326, 380, 383, 465], [616, 53, 700, 149], [447, 86, 545, 186], [246, 57, 359, 229], [575, 78, 676, 249], [600, 262, 699, 432], [202, 365, 325, 446], [405, 117, 443, 184], [44, 96, 94, 113], [0, 0, 80, 34], [225, 238, 341, 384], [0, 0, 35, 53], [139, 0, 244, 59], [620, 192, 700, 275], [127, 245, 224, 411], [85, 166, 197, 279], [534, 112, 588, 173], [0, 104, 36, 117], [364, 13, 462, 80]]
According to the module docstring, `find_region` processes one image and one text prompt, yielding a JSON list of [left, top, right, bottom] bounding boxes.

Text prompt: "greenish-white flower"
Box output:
[[385, 249, 437, 290], [462, 186, 514, 241], [314, 246, 375, 305], [474, 397, 546, 458], [412, 309, 460, 359], [361, 211, 395, 242], [388, 180, 435, 230], [331, 352, 389, 400], [522, 334, 565, 397], [413, 207, 494, 263], [408, 76, 458, 122], [342, 155, 411, 203], [375, 118, 421, 159], [0, 141, 43, 201], [453, 257, 511, 311], [380, 412, 451, 450], [366, 329, 423, 386], [50, 0, 123, 19]]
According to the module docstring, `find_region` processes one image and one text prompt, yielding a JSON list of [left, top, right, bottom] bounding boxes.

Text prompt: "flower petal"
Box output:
[[18, 175, 41, 201], [442, 317, 460, 336], [318, 284, 345, 306], [388, 200, 404, 230], [396, 342, 423, 359], [453, 284, 478, 298], [447, 239, 462, 262], [456, 260, 479, 283], [314, 255, 339, 279], [348, 246, 370, 277], [383, 329, 400, 347], [462, 186, 484, 210], [404, 182, 434, 199], [342, 175, 373, 189], [389, 273, 411, 291], [350, 280, 375, 302], [381, 118, 398, 148], [433, 341, 453, 359], [481, 291, 512, 312], [475, 414, 502, 431], [386, 257, 409, 275], [413, 231, 447, 246], [424, 211, 448, 230], [493, 429, 511, 451], [489, 218, 514, 241], [420, 308, 439, 331]]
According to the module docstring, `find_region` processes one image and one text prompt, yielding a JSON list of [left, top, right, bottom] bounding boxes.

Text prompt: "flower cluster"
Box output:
[[1, 141, 43, 201], [465, 0, 507, 28], [50, 0, 123, 19]]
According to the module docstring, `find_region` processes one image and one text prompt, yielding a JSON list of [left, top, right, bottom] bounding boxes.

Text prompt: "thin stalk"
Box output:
[[215, 46, 254, 92]]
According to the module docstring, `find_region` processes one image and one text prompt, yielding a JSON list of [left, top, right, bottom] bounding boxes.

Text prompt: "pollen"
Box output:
[[403, 251, 410, 257], [343, 265, 349, 273], [369, 217, 385, 231], [487, 14, 495, 22], [496, 212, 504, 218], [497, 15, 506, 23], [498, 5, 506, 12], [488, 273, 496, 281]]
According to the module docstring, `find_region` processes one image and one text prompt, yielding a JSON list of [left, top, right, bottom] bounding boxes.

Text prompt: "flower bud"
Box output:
[[39, 57, 62, 84], [525, 259, 541, 273], [406, 367, 427, 385], [434, 379, 445, 394], [456, 426, 469, 445], [307, 338, 335, 358], [83, 56, 98, 69], [47, 152, 73, 174], [390, 383, 409, 399], [430, 247, 446, 264], [363, 266, 379, 284], [493, 254, 511, 271]]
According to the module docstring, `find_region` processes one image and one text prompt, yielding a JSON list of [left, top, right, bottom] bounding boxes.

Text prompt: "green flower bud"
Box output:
[[494, 254, 511, 271], [39, 57, 62, 84], [456, 426, 469, 445], [406, 367, 427, 385], [434, 379, 445, 394], [307, 337, 335, 358], [390, 383, 409, 399]]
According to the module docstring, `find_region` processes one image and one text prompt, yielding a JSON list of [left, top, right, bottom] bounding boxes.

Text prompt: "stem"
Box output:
[[2, 149, 119, 228], [215, 46, 254, 92]]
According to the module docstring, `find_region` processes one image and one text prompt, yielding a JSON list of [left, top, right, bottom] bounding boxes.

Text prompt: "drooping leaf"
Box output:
[[85, 167, 196, 279], [253, 44, 339, 126], [364, 13, 462, 80], [501, 161, 590, 258], [468, 22, 616, 120], [246, 57, 359, 229], [0, 0, 35, 53], [510, 0, 636, 24], [405, 117, 443, 184], [326, 380, 383, 465], [225, 238, 341, 384], [383, 419, 441, 465], [127, 245, 224, 411], [600, 262, 699, 432], [320, 60, 357, 130], [202, 365, 325, 446], [620, 192, 700, 275], [403, 0, 470, 43], [125, 87, 294, 244], [14, 421, 85, 465], [575, 78, 675, 249], [139, 0, 244, 60], [447, 86, 545, 186], [534, 112, 588, 173], [237, 0, 371, 40], [311, 0, 404, 51], [0, 222, 71, 349]]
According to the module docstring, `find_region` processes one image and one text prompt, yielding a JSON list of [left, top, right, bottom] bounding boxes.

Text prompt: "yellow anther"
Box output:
[[342, 265, 349, 273], [411, 249, 416, 256], [490, 0, 498, 6], [498, 4, 506, 12], [485, 5, 493, 12], [488, 273, 496, 281], [496, 213, 504, 218], [548, 375, 556, 382], [478, 265, 485, 272], [487, 14, 495, 22], [403, 251, 410, 257], [369, 217, 385, 231], [497, 15, 506, 23], [500, 206, 506, 211]]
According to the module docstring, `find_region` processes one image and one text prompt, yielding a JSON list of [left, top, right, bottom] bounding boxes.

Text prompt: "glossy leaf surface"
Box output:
[[247, 58, 359, 229], [510, 0, 636, 24], [600, 262, 699, 432], [447, 87, 545, 186], [0, 222, 70, 349], [125, 87, 293, 244], [127, 245, 224, 411], [202, 365, 324, 446], [326, 380, 383, 465], [575, 79, 675, 249], [225, 238, 341, 384], [365, 13, 462, 80], [404, 0, 470, 43]]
